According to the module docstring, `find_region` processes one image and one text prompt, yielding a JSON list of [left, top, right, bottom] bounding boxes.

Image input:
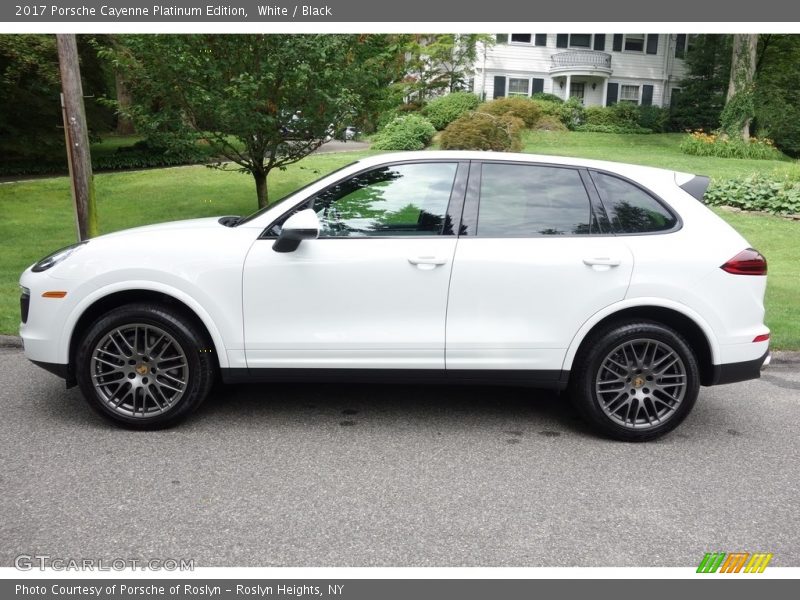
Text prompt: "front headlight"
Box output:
[[31, 241, 87, 273]]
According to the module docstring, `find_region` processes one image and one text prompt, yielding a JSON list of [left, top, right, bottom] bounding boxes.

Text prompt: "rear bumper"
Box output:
[[30, 360, 76, 387], [708, 349, 770, 386]]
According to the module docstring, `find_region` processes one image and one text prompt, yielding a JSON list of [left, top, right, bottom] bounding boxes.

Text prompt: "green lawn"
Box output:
[[90, 133, 145, 157], [522, 131, 800, 180], [1, 134, 798, 349]]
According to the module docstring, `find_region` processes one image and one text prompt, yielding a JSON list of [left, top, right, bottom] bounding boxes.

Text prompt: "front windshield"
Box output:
[[236, 161, 361, 225]]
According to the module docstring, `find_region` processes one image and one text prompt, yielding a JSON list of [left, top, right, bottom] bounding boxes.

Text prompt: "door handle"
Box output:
[[408, 256, 448, 270], [583, 257, 621, 267]]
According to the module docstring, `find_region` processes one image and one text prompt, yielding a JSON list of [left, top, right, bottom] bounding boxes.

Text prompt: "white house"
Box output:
[[474, 33, 694, 108]]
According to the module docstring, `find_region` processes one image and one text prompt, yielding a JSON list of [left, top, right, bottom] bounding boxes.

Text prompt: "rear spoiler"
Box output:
[[677, 174, 710, 202]]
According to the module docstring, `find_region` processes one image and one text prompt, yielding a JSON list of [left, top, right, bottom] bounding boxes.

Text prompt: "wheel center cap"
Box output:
[[632, 376, 645, 388], [135, 364, 149, 375]]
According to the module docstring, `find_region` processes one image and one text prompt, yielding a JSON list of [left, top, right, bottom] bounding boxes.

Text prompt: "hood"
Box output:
[[97, 217, 228, 240]]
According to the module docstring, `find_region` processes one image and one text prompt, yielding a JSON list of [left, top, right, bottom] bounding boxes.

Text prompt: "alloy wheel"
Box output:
[[594, 338, 687, 429]]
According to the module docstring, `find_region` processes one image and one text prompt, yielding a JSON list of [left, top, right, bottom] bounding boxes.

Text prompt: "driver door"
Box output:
[[242, 160, 468, 371]]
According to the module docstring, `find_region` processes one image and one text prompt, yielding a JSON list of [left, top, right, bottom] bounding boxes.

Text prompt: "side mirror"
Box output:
[[272, 208, 320, 253]]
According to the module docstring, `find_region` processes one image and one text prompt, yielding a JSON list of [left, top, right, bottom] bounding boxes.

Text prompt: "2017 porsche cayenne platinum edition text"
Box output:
[[19, 152, 770, 441]]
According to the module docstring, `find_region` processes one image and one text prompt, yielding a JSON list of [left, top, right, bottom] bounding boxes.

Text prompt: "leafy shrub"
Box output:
[[375, 102, 425, 131], [755, 89, 800, 158], [583, 106, 619, 127], [557, 97, 586, 130], [422, 92, 481, 130], [439, 112, 523, 152], [610, 102, 640, 126], [574, 124, 652, 134], [532, 115, 568, 131], [0, 141, 213, 177], [530, 98, 563, 121], [680, 130, 782, 160], [583, 104, 668, 133], [372, 114, 436, 150], [705, 175, 800, 215], [477, 97, 542, 128], [531, 92, 563, 104], [637, 106, 670, 133]]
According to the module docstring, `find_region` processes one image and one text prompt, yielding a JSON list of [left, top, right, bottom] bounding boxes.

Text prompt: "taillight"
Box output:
[[721, 248, 767, 276]]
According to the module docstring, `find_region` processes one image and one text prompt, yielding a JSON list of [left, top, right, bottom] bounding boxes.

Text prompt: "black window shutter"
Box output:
[[556, 34, 569, 48], [646, 35, 659, 55], [612, 34, 623, 52], [593, 34, 606, 51], [535, 33, 547, 46], [675, 34, 686, 58], [496, 33, 508, 44], [606, 83, 618, 106], [532, 78, 544, 94], [493, 76, 506, 99], [641, 85, 654, 106]]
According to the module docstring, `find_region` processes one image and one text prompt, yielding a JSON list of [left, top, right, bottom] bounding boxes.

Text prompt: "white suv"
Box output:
[[19, 151, 770, 440]]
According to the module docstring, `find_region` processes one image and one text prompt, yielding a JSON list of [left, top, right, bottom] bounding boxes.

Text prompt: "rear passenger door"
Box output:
[[445, 161, 634, 377]]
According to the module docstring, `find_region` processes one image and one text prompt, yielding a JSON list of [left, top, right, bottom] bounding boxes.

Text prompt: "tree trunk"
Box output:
[[115, 71, 135, 135], [254, 169, 268, 209], [726, 34, 758, 140]]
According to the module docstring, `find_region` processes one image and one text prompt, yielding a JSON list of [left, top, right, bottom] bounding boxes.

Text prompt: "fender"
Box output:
[[59, 280, 231, 369], [561, 297, 719, 371]]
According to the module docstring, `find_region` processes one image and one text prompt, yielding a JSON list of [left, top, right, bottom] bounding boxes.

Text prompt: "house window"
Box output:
[[620, 85, 640, 104], [675, 34, 687, 59], [570, 82, 585, 102], [508, 78, 530, 97], [624, 34, 645, 52], [510, 34, 532, 44], [569, 34, 592, 49]]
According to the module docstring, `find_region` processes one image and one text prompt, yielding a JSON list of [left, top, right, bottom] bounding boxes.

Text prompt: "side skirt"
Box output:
[[220, 368, 569, 390]]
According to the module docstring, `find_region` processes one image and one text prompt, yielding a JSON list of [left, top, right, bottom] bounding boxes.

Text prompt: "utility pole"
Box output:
[[57, 34, 98, 240]]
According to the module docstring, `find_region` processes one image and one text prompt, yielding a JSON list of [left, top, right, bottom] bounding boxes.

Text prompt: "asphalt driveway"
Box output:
[[1, 346, 798, 567]]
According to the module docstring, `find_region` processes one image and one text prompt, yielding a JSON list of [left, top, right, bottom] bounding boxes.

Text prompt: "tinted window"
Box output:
[[478, 163, 596, 236], [591, 171, 677, 233], [307, 162, 457, 238]]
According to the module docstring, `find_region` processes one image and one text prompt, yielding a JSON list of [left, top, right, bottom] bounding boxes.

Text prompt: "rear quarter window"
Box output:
[[590, 171, 678, 234]]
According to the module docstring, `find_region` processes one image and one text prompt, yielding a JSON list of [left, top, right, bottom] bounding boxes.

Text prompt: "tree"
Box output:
[[403, 34, 491, 101], [721, 34, 758, 140], [751, 35, 800, 157], [0, 34, 115, 162], [103, 35, 405, 209], [0, 35, 63, 160], [670, 34, 732, 132]]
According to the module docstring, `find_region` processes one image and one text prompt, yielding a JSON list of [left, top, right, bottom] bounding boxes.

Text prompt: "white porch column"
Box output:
[[565, 74, 571, 100], [601, 79, 608, 106]]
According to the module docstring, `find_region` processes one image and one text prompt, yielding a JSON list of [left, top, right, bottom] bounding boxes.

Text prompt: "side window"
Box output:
[[590, 171, 677, 233], [295, 163, 457, 238], [477, 163, 597, 236]]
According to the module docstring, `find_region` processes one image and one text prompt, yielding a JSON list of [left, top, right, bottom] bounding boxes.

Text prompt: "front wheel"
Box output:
[[569, 321, 700, 442], [75, 304, 216, 429]]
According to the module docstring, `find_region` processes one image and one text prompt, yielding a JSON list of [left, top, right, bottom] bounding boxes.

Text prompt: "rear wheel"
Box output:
[[570, 321, 700, 442], [75, 304, 215, 429]]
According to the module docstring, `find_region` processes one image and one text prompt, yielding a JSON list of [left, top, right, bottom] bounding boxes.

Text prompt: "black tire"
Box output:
[[569, 320, 700, 442], [75, 303, 216, 429]]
